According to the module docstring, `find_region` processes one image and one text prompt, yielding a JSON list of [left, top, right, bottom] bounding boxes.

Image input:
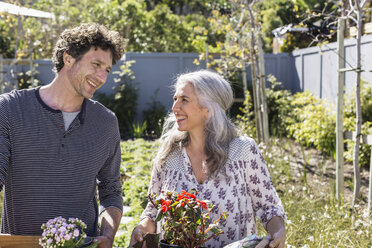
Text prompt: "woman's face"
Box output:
[[172, 82, 208, 133]]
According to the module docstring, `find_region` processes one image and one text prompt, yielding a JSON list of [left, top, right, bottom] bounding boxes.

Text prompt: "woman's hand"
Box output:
[[269, 226, 286, 248], [129, 218, 156, 248], [129, 225, 145, 247], [266, 216, 286, 248]]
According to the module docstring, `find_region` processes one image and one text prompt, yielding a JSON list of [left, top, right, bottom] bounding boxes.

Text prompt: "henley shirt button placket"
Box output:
[[61, 133, 66, 148]]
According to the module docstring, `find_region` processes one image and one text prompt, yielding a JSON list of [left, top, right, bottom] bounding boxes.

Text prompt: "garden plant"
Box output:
[[150, 189, 225, 248]]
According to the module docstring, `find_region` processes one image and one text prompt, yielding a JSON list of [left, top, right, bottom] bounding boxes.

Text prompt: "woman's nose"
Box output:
[[172, 100, 179, 112]]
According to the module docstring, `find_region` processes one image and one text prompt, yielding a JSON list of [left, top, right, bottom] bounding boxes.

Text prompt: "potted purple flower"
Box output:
[[39, 216, 98, 248]]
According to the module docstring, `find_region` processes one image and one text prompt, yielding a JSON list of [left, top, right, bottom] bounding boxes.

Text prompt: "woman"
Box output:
[[130, 70, 286, 248]]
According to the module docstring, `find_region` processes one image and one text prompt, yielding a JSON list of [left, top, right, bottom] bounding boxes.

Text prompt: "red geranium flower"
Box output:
[[149, 189, 226, 248], [161, 200, 171, 213]]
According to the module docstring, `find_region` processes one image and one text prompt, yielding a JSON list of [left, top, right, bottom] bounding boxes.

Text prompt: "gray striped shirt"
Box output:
[[0, 87, 123, 236]]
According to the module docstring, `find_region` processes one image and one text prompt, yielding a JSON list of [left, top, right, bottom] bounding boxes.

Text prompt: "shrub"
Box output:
[[95, 61, 137, 138], [343, 81, 372, 168], [265, 74, 293, 137], [235, 90, 256, 139], [17, 68, 40, 89], [142, 88, 167, 139], [287, 91, 336, 156]]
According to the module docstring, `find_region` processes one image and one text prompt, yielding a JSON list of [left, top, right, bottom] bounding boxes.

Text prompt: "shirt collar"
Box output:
[[35, 86, 87, 124]]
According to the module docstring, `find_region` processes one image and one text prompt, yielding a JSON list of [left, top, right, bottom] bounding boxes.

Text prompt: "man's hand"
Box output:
[[97, 207, 122, 248], [94, 235, 114, 248]]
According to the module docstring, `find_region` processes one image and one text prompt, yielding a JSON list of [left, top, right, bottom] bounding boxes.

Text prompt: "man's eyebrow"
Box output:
[[93, 59, 112, 71]]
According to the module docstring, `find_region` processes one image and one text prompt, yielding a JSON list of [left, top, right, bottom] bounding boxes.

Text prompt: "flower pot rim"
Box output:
[[158, 240, 206, 248]]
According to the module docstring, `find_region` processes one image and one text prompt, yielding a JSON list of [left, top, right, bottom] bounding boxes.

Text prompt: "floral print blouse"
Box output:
[[140, 136, 286, 248]]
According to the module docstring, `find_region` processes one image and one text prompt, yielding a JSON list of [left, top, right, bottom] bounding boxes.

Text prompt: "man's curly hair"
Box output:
[[52, 23, 125, 73]]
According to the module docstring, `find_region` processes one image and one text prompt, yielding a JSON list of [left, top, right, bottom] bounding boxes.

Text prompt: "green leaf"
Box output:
[[155, 209, 163, 222]]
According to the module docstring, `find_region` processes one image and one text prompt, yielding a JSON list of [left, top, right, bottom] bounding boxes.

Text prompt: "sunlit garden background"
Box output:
[[0, 0, 372, 247]]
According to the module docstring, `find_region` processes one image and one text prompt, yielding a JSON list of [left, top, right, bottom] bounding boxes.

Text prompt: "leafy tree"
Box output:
[[0, 14, 16, 58], [258, 0, 337, 52]]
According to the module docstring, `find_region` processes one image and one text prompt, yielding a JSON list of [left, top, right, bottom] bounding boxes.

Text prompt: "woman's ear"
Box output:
[[202, 106, 209, 119]]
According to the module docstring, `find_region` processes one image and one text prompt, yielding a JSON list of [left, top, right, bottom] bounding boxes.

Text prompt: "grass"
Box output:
[[0, 138, 370, 248], [116, 138, 371, 248]]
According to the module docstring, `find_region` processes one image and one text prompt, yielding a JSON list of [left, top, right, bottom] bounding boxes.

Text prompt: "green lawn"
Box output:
[[0, 138, 370, 248], [116, 138, 371, 248]]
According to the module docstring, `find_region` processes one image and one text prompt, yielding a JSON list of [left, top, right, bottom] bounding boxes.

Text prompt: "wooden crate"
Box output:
[[0, 234, 40, 248]]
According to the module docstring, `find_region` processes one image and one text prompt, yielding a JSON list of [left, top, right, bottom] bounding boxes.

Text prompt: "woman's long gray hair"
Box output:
[[153, 70, 238, 178]]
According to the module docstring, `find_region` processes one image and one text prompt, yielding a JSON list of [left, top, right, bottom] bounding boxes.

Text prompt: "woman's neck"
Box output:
[[187, 130, 206, 155]]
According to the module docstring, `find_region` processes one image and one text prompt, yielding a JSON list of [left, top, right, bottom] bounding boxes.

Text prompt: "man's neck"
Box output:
[[39, 77, 84, 112]]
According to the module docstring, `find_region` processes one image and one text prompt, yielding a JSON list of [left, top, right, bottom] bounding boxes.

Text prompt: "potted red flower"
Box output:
[[149, 189, 226, 248]]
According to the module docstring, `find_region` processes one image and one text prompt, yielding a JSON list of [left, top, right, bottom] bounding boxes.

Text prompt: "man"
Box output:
[[0, 23, 125, 248]]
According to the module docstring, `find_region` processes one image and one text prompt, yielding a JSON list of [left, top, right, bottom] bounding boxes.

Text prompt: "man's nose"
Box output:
[[97, 70, 108, 82]]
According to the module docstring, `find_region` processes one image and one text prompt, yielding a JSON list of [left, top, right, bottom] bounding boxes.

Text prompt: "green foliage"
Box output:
[[343, 122, 372, 168], [265, 75, 293, 137], [17, 68, 40, 89], [237, 75, 371, 167], [145, 4, 195, 52], [0, 15, 15, 58], [236, 90, 256, 139], [131, 121, 147, 139], [8, 0, 226, 57], [287, 91, 336, 156], [344, 80, 372, 126], [116, 138, 372, 248], [258, 0, 305, 52], [115, 139, 157, 247], [258, 0, 337, 52], [142, 89, 167, 139], [96, 62, 138, 138], [343, 81, 372, 167], [151, 190, 225, 247], [256, 139, 371, 248]]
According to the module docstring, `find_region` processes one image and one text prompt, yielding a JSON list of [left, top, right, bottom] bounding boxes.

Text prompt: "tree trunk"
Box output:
[[257, 34, 269, 142], [247, 3, 263, 143], [342, 0, 351, 36], [352, 2, 362, 207], [336, 18, 345, 201], [249, 44, 262, 142], [0, 54, 3, 94]]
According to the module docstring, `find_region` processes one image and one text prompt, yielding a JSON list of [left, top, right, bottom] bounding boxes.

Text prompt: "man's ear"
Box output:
[[63, 52, 75, 67]]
